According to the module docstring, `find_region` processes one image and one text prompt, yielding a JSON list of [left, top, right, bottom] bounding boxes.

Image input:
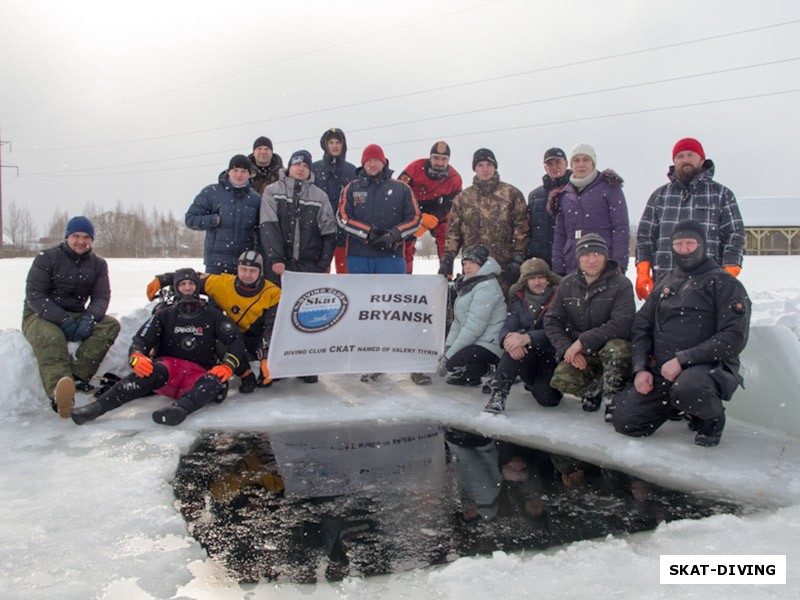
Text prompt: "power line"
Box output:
[[10, 16, 800, 153], [6, 0, 506, 130], [18, 57, 799, 174], [19, 88, 800, 178]]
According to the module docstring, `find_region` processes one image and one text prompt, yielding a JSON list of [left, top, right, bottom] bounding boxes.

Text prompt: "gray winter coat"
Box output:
[[259, 170, 337, 272]]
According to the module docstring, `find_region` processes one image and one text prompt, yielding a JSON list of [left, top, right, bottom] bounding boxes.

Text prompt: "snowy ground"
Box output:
[[1, 256, 799, 599]]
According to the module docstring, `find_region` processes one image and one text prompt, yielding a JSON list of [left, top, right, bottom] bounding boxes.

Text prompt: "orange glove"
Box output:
[[635, 261, 654, 300], [130, 352, 153, 378], [413, 224, 430, 238], [146, 277, 163, 301], [420, 214, 439, 230], [260, 359, 273, 385], [723, 265, 741, 278], [209, 364, 233, 383]]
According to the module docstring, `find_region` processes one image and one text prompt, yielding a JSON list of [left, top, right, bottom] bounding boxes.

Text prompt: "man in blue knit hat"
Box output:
[[22, 215, 121, 418]]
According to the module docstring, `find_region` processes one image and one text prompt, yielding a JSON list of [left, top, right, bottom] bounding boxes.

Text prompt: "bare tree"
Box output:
[[4, 201, 37, 252]]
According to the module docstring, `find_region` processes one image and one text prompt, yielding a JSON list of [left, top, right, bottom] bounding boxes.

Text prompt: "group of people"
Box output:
[[21, 132, 750, 446]]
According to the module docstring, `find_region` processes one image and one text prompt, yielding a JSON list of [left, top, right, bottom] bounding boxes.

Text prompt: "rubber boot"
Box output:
[[152, 403, 188, 426], [694, 413, 725, 447], [71, 400, 108, 425]]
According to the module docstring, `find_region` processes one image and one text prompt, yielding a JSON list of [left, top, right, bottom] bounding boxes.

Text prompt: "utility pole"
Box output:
[[0, 128, 18, 250]]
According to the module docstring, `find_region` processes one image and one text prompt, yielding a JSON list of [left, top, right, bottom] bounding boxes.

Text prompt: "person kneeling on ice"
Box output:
[[145, 250, 281, 390], [436, 244, 506, 386], [71, 268, 246, 426], [543, 233, 634, 417], [611, 219, 751, 447], [484, 258, 562, 414]]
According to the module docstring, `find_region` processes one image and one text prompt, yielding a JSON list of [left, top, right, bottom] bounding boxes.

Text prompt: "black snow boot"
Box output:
[[694, 414, 725, 447], [71, 401, 108, 425], [484, 389, 507, 414], [581, 391, 602, 412], [152, 403, 188, 426], [301, 375, 319, 384], [239, 372, 257, 394]]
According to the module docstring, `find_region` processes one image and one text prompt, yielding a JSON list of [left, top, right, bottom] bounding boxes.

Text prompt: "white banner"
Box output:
[[267, 272, 447, 377]]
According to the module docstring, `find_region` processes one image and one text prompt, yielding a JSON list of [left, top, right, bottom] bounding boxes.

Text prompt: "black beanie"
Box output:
[[472, 148, 497, 170], [253, 136, 273, 151], [462, 244, 490, 266], [228, 154, 252, 171]]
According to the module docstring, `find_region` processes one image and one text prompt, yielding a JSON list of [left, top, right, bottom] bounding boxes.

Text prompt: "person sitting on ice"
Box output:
[[71, 268, 246, 426], [436, 244, 506, 386], [145, 250, 281, 390], [611, 219, 751, 447], [22, 215, 121, 418], [484, 257, 562, 414]]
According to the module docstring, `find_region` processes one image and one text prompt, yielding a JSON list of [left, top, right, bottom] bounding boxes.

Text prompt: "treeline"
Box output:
[[2, 201, 205, 258]]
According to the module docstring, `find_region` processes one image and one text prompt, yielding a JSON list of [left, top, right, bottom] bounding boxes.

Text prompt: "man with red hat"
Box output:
[[337, 144, 421, 274], [634, 137, 745, 300], [397, 141, 462, 273]]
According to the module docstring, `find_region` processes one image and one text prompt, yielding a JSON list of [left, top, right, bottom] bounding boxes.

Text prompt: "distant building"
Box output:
[[738, 197, 800, 256]]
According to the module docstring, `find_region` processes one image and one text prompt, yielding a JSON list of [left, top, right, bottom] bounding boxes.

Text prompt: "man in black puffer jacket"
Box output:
[[612, 219, 751, 447], [23, 216, 121, 418], [544, 234, 635, 415]]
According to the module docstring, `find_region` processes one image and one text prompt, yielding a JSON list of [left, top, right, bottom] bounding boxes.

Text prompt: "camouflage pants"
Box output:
[[22, 312, 121, 397], [549, 338, 632, 400]]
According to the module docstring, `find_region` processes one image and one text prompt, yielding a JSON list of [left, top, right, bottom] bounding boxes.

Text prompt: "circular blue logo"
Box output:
[[292, 288, 349, 333]]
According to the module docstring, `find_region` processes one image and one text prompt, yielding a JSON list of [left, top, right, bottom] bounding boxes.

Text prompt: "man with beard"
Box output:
[[612, 220, 751, 447], [398, 141, 462, 273], [312, 128, 357, 273], [439, 148, 529, 295], [249, 136, 284, 195], [634, 138, 745, 300], [145, 251, 282, 391], [525, 147, 571, 267], [484, 258, 562, 414], [71, 268, 247, 427]]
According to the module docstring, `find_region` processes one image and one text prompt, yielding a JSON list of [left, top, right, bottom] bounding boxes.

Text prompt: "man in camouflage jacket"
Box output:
[[440, 148, 529, 294]]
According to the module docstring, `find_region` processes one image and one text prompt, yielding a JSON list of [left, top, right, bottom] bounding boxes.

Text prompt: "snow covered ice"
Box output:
[[1, 256, 799, 599]]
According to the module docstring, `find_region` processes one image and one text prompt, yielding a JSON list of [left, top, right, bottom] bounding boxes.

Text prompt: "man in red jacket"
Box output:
[[398, 141, 462, 273]]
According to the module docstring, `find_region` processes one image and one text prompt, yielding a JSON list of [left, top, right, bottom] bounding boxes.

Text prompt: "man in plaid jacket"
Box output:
[[634, 138, 745, 300]]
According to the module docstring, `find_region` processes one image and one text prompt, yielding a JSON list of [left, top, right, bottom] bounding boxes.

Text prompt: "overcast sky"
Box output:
[[1, 0, 798, 235]]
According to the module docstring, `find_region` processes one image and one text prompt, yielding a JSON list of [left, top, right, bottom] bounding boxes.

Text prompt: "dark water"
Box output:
[[172, 421, 743, 584]]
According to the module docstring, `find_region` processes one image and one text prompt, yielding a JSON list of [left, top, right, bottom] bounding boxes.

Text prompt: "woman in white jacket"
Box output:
[[438, 245, 507, 386]]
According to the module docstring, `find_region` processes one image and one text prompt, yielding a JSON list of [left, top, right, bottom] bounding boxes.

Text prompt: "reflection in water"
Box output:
[[172, 423, 743, 583]]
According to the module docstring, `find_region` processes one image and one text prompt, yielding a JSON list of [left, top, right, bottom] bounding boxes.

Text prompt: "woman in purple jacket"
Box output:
[[551, 143, 629, 275]]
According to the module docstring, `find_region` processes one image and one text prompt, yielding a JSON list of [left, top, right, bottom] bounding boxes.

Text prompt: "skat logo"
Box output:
[[174, 325, 203, 335]]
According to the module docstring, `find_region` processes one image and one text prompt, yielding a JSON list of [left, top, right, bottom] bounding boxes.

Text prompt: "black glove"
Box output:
[[60, 317, 80, 342], [438, 253, 455, 276], [74, 314, 95, 341], [367, 228, 388, 244], [507, 256, 523, 285]]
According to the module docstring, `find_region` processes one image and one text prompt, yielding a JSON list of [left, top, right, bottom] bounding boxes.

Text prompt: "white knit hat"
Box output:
[[569, 142, 597, 165]]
